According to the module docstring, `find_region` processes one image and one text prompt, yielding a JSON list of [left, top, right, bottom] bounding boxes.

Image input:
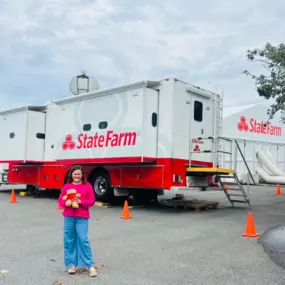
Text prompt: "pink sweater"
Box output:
[[58, 182, 96, 219]]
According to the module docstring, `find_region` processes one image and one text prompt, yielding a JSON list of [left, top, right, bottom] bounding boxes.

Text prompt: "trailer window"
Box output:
[[194, 101, 203, 122], [152, 112, 157, 127], [83, 124, 91, 131], [36, 133, 45, 139], [99, 121, 108, 129], [9, 132, 15, 139]]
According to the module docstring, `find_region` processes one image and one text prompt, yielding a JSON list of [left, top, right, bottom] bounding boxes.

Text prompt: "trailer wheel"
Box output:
[[90, 171, 114, 202], [1, 172, 7, 183]]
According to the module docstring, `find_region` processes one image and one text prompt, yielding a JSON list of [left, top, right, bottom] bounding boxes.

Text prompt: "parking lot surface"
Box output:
[[0, 185, 285, 285]]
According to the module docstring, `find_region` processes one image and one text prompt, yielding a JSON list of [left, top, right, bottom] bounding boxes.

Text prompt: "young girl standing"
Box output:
[[58, 165, 97, 277]]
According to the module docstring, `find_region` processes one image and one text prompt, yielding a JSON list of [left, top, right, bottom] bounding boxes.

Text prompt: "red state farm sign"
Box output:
[[237, 116, 282, 137], [62, 130, 137, 150], [193, 145, 200, 152]]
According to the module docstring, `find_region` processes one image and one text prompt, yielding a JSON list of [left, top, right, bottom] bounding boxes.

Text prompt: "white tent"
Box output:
[[222, 103, 285, 183], [223, 103, 285, 144]]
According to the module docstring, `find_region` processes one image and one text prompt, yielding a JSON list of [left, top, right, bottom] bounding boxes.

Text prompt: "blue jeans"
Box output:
[[63, 216, 94, 268]]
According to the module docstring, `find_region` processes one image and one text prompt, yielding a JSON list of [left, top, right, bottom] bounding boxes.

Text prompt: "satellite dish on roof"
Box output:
[[69, 71, 99, 95]]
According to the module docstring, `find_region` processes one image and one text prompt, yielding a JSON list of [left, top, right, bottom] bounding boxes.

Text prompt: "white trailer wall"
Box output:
[[222, 103, 285, 179]]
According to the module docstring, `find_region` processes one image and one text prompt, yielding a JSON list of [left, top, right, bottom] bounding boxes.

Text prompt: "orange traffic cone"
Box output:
[[276, 184, 281, 195], [242, 212, 259, 238], [120, 200, 132, 220], [9, 189, 18, 203], [57, 203, 63, 210]]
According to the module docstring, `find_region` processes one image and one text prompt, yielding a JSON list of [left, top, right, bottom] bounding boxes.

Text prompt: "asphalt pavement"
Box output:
[[0, 185, 285, 285]]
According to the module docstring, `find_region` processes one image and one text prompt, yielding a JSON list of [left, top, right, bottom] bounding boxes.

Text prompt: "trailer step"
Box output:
[[186, 167, 235, 176], [218, 175, 236, 179], [227, 194, 246, 197], [222, 187, 242, 191], [229, 200, 249, 203], [217, 173, 251, 208]]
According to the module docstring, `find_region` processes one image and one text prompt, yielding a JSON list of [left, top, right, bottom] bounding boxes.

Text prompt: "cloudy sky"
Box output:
[[0, 0, 284, 113]]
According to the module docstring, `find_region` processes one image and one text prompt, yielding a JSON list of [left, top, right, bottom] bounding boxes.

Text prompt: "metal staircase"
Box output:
[[187, 136, 253, 207], [217, 173, 251, 207]]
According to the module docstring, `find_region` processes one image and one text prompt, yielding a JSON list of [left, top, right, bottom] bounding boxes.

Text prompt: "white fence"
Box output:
[[220, 137, 285, 178]]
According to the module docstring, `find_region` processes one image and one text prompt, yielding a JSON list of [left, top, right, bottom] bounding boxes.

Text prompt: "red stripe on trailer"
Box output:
[[6, 157, 214, 190]]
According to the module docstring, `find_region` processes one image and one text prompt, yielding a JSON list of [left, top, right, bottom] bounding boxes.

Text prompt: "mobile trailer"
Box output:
[[0, 77, 225, 203]]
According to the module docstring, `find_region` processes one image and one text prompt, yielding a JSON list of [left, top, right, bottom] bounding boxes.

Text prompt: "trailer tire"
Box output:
[[89, 171, 114, 202], [1, 172, 7, 183]]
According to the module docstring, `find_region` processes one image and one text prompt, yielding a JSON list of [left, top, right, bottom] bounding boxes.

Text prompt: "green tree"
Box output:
[[243, 42, 285, 123]]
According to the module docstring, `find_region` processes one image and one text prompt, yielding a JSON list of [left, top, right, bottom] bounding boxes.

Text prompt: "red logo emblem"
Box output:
[[237, 116, 249, 132], [193, 145, 200, 152], [62, 134, 76, 150]]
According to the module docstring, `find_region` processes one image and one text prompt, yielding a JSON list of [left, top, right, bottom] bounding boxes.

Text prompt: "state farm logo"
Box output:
[[237, 116, 282, 137], [61, 130, 138, 150], [193, 145, 200, 152], [237, 116, 249, 132], [62, 135, 76, 150]]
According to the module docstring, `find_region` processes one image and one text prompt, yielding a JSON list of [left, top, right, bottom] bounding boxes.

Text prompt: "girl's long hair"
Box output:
[[66, 165, 87, 184]]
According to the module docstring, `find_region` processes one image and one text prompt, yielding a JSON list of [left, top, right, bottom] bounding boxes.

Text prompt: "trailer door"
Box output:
[[190, 94, 214, 165], [142, 87, 159, 161]]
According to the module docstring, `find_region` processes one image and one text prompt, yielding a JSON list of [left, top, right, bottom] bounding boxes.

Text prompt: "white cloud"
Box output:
[[0, 0, 284, 112]]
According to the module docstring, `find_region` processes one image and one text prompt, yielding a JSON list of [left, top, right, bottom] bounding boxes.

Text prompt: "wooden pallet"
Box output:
[[94, 202, 112, 208], [159, 199, 219, 211]]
